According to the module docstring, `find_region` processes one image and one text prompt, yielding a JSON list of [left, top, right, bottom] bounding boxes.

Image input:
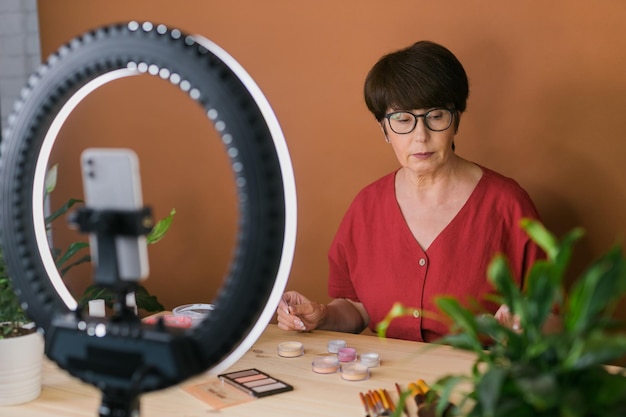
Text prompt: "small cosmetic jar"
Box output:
[[277, 341, 304, 358], [143, 314, 193, 328], [337, 347, 357, 362], [312, 356, 340, 374], [359, 352, 380, 368], [172, 303, 215, 327], [340, 362, 369, 381], [327, 339, 347, 353]]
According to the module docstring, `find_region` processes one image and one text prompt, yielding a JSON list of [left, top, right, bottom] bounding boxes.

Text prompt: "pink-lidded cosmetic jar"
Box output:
[[337, 347, 357, 362]]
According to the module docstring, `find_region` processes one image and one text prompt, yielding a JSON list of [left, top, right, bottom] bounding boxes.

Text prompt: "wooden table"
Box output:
[[5, 324, 476, 417]]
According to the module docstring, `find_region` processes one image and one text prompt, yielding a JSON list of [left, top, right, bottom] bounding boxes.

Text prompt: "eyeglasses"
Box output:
[[383, 108, 455, 134]]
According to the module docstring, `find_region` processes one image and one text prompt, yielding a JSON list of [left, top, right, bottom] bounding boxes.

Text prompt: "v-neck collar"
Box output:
[[391, 166, 487, 253]]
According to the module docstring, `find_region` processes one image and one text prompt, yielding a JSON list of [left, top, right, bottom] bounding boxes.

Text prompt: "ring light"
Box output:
[[0, 21, 297, 416]]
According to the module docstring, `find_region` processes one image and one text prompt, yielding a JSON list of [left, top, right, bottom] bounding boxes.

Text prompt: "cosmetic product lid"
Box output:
[[312, 356, 340, 374], [143, 314, 193, 328], [340, 362, 369, 381], [172, 303, 215, 326], [327, 339, 347, 353], [277, 341, 304, 358], [360, 352, 380, 368], [337, 347, 357, 362]]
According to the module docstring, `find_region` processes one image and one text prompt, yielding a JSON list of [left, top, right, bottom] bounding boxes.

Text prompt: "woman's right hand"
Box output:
[[276, 291, 327, 332]]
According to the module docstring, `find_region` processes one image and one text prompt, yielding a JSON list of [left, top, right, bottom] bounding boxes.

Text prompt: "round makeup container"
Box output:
[[312, 356, 340, 374], [360, 352, 380, 368], [277, 341, 304, 358], [143, 314, 193, 328], [340, 362, 369, 381], [337, 347, 357, 362], [172, 303, 215, 327], [327, 339, 347, 354]]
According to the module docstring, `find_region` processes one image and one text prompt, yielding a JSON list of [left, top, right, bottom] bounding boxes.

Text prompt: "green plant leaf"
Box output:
[[515, 372, 560, 411], [55, 241, 90, 267], [78, 285, 164, 313], [487, 255, 523, 316], [59, 254, 92, 276], [390, 387, 413, 417], [79, 285, 116, 306], [133, 285, 165, 312], [565, 247, 626, 335], [476, 367, 507, 417], [565, 332, 626, 370], [551, 226, 585, 282], [0, 274, 29, 338], [520, 218, 559, 261], [147, 208, 176, 245], [522, 260, 558, 340], [434, 374, 473, 415], [474, 314, 526, 359], [45, 197, 83, 225], [375, 302, 421, 338], [435, 297, 483, 352], [45, 163, 58, 194]]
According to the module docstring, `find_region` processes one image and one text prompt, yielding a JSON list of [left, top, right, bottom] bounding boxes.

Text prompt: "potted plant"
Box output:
[[0, 165, 172, 406], [0, 248, 45, 406], [45, 164, 170, 315], [380, 219, 626, 417]]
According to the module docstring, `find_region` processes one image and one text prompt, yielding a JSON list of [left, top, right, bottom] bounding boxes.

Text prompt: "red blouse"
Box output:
[[328, 166, 543, 342]]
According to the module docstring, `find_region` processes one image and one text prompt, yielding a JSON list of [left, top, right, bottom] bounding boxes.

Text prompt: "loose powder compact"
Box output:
[[327, 339, 347, 353], [312, 356, 340, 374], [340, 362, 370, 381], [360, 352, 380, 368], [277, 341, 304, 358]]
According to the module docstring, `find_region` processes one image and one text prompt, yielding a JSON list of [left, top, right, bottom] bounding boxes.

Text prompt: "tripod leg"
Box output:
[[99, 389, 140, 417]]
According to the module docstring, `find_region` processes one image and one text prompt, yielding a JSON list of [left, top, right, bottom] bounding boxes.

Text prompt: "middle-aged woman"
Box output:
[[276, 40, 544, 342]]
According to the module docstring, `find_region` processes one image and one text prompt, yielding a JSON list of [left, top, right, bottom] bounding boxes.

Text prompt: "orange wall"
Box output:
[[36, 2, 626, 317]]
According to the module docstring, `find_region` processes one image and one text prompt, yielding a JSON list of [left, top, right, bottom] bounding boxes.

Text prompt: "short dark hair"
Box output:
[[364, 40, 469, 122]]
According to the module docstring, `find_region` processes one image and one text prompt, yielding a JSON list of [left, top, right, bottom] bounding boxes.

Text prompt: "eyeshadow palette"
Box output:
[[218, 368, 294, 398]]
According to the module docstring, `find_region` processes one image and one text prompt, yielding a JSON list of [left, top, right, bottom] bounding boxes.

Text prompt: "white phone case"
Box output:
[[80, 148, 149, 281]]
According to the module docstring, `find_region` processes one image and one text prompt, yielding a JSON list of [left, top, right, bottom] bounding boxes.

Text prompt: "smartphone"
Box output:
[[80, 148, 149, 281]]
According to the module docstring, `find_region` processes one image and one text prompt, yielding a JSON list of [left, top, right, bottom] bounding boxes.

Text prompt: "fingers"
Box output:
[[276, 305, 306, 331], [276, 313, 306, 331], [276, 291, 308, 331], [281, 291, 309, 308], [494, 304, 521, 332]]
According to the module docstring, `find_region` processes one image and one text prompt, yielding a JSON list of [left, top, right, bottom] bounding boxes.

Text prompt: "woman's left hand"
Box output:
[[494, 304, 562, 334], [494, 304, 521, 332]]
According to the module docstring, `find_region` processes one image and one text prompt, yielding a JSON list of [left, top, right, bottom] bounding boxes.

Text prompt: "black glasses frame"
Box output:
[[383, 108, 456, 134]]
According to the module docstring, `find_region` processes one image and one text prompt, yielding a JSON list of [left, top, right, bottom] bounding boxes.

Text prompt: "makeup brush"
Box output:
[[416, 379, 430, 395], [370, 390, 387, 416], [359, 392, 371, 417], [365, 392, 379, 417], [414, 379, 456, 417], [382, 389, 396, 413], [395, 382, 410, 417], [408, 382, 424, 405]]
